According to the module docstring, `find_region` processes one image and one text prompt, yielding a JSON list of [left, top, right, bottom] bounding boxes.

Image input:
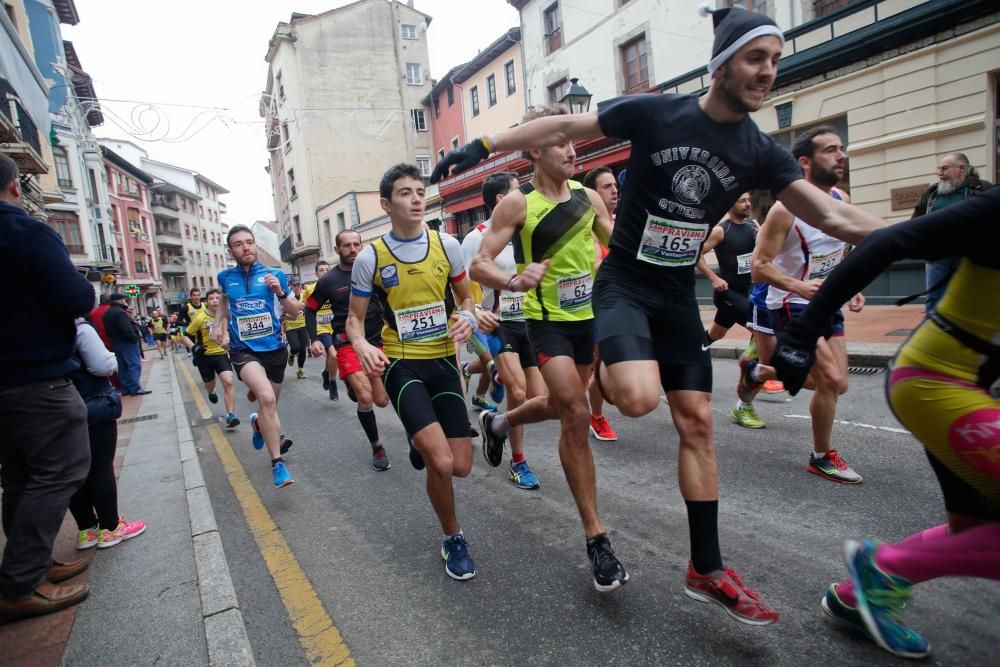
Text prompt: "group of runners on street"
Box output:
[[162, 6, 997, 660]]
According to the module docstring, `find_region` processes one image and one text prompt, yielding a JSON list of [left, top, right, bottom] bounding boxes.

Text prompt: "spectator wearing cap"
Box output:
[[103, 293, 149, 396], [0, 154, 92, 622]]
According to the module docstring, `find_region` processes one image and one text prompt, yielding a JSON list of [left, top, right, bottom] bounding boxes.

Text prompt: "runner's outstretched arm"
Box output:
[[777, 179, 886, 246], [431, 113, 604, 183]]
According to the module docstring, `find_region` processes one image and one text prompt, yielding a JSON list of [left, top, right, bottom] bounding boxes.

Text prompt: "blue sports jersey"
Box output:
[[217, 263, 290, 352]]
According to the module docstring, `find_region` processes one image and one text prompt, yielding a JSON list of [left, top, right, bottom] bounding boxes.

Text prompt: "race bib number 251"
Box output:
[[637, 215, 709, 267], [396, 301, 448, 343]]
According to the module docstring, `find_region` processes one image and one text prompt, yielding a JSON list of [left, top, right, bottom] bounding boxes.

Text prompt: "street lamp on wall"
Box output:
[[560, 78, 592, 114]]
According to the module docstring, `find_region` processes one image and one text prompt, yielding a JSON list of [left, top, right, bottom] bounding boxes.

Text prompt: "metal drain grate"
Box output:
[[847, 367, 885, 376], [119, 413, 160, 425]]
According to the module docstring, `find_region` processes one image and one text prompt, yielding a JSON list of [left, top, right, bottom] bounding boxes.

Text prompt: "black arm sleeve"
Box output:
[[305, 308, 318, 340], [801, 186, 1000, 330]]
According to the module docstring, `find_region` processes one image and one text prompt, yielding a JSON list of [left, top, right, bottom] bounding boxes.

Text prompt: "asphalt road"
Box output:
[[180, 353, 999, 666]]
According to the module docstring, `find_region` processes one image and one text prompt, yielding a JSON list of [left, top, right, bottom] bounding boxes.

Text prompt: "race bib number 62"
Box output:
[[637, 214, 709, 267]]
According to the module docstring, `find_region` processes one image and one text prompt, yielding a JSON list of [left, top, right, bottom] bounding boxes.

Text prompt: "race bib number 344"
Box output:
[[637, 215, 708, 267], [396, 301, 448, 343], [236, 313, 273, 341]]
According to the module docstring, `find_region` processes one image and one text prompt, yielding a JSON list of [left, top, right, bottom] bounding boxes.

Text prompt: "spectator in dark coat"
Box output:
[[103, 294, 150, 396], [0, 154, 92, 622]]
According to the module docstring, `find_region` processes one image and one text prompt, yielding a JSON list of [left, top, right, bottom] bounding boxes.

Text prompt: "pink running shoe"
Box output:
[[97, 517, 147, 549]]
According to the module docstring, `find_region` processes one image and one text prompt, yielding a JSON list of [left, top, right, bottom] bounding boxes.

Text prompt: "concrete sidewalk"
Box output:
[[700, 303, 925, 365], [0, 354, 253, 666]]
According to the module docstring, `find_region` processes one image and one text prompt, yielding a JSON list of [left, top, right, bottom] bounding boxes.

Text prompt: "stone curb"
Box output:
[[167, 356, 256, 667], [707, 341, 898, 366]]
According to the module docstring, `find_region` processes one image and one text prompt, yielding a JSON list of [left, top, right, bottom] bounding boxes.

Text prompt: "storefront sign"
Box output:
[[890, 185, 926, 212]]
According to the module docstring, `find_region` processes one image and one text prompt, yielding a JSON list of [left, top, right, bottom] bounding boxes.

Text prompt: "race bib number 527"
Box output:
[[637, 215, 709, 267]]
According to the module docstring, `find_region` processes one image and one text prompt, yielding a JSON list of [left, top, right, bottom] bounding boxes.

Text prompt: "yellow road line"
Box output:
[[178, 360, 213, 420], [177, 362, 354, 666]]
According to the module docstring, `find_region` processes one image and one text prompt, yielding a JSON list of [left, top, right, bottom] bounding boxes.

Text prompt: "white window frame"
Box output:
[[401, 24, 417, 40], [405, 63, 423, 85], [415, 156, 432, 178], [411, 109, 427, 132]]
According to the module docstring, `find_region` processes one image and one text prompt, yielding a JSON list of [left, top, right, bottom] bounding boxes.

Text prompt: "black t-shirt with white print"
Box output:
[[597, 93, 802, 291]]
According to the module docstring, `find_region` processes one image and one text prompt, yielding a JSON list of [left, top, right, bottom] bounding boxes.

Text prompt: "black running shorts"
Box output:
[[383, 357, 469, 439], [525, 319, 594, 367], [496, 321, 538, 368], [197, 353, 233, 383], [712, 287, 752, 330], [230, 347, 287, 385], [594, 257, 712, 393]]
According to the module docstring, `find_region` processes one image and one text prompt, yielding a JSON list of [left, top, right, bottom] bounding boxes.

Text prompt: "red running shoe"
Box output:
[[684, 562, 779, 626]]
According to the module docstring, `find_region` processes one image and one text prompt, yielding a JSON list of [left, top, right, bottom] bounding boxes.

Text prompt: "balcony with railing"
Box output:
[[1, 94, 46, 174], [152, 194, 179, 220], [155, 221, 183, 246]]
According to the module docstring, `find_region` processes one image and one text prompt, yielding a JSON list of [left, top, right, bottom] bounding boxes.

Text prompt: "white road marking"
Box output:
[[784, 414, 909, 434]]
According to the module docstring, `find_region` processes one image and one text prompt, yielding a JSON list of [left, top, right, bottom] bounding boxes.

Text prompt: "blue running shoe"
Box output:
[[821, 583, 869, 637], [226, 412, 240, 429], [250, 413, 264, 450], [471, 395, 496, 411], [508, 460, 540, 490], [441, 533, 476, 580], [272, 461, 294, 488], [488, 361, 505, 405], [844, 539, 930, 659]]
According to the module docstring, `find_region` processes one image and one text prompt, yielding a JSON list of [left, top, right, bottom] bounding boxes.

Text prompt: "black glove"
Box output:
[[771, 318, 821, 396], [429, 138, 491, 183], [191, 343, 205, 365]]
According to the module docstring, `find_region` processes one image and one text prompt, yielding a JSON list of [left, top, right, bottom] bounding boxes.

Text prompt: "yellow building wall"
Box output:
[[754, 22, 999, 223]]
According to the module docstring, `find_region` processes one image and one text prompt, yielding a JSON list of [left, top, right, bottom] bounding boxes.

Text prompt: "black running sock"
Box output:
[[271, 457, 284, 466], [357, 406, 379, 444], [686, 500, 723, 574]]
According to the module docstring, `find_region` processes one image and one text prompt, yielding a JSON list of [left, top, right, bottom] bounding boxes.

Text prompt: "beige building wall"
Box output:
[[753, 19, 1000, 223], [263, 0, 434, 265], [462, 43, 525, 139]]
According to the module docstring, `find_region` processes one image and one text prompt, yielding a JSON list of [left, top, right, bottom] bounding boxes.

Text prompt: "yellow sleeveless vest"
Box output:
[[372, 230, 456, 359]]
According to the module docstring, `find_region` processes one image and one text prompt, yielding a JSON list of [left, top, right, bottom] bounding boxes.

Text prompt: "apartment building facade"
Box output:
[[100, 139, 231, 311], [261, 0, 435, 276], [102, 145, 161, 314]]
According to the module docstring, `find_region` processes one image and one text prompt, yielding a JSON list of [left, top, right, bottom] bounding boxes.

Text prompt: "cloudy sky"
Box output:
[[63, 0, 519, 224]]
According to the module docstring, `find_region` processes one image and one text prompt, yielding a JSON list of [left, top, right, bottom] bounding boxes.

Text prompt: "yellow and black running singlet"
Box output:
[[513, 180, 596, 321], [372, 230, 455, 360]]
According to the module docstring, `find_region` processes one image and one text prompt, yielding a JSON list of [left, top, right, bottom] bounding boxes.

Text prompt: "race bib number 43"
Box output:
[[637, 215, 708, 267], [396, 301, 448, 343], [557, 272, 593, 312], [736, 252, 753, 275], [236, 313, 273, 341]]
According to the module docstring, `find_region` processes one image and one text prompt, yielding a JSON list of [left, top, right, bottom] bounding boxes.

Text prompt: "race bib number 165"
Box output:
[[637, 215, 709, 267]]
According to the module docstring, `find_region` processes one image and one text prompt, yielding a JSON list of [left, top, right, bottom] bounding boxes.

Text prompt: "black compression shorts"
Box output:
[[197, 354, 233, 383], [230, 347, 287, 385], [383, 358, 469, 439], [594, 259, 712, 393], [712, 288, 752, 330], [525, 319, 594, 366], [496, 321, 538, 368]]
